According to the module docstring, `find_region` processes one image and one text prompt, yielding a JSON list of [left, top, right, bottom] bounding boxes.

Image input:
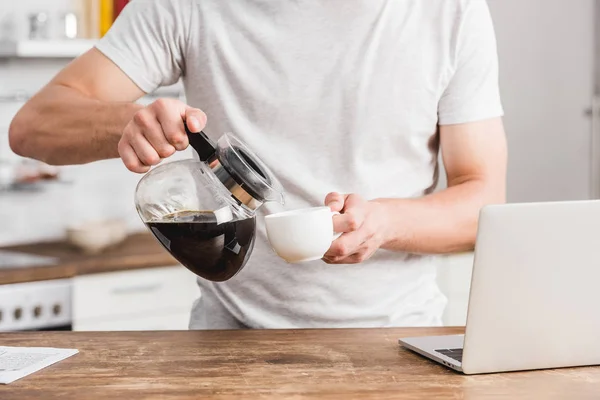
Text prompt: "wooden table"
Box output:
[[1, 327, 599, 399]]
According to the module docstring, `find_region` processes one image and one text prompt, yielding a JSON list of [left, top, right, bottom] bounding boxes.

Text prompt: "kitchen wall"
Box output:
[[1, 87, 190, 247], [0, 1, 191, 245], [438, 0, 596, 326], [0, 53, 156, 245], [0, 0, 92, 40], [490, 0, 595, 203]]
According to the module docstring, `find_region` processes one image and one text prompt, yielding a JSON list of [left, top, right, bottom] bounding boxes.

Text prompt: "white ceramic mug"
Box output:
[[265, 206, 341, 263]]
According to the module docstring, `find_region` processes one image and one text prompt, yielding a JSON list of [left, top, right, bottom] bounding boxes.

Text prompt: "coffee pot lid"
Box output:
[[186, 127, 285, 210]]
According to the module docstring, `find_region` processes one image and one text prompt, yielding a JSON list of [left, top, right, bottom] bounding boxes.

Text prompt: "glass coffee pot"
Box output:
[[134, 127, 285, 282]]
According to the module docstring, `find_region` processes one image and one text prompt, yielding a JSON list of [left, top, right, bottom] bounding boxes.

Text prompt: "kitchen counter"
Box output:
[[0, 233, 177, 285], [1, 327, 599, 399]]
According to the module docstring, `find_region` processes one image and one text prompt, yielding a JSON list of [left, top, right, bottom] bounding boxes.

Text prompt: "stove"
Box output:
[[0, 248, 72, 331], [0, 250, 71, 331], [0, 279, 72, 331]]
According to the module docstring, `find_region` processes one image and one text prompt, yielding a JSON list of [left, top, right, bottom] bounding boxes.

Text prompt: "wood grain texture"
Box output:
[[0, 233, 177, 285], [1, 327, 600, 399]]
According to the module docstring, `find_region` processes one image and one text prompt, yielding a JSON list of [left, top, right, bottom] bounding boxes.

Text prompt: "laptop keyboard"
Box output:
[[435, 348, 463, 363]]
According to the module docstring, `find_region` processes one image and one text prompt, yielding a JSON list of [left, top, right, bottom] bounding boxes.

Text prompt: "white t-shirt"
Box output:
[[96, 0, 503, 328]]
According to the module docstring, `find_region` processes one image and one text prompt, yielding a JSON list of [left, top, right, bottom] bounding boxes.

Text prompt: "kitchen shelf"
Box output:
[[0, 39, 97, 59]]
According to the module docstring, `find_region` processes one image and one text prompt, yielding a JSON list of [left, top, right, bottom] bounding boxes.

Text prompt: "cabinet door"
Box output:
[[74, 312, 191, 331], [436, 253, 474, 326], [73, 266, 199, 323]]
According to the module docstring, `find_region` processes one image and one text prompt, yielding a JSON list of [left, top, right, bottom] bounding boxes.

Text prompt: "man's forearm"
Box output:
[[9, 84, 142, 165], [375, 179, 505, 254]]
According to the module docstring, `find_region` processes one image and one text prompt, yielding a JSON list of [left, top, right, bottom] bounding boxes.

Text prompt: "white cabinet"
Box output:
[[72, 266, 199, 331], [436, 253, 474, 326], [74, 312, 192, 332]]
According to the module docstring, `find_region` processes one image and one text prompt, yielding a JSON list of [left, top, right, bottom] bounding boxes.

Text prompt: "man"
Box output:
[[9, 0, 507, 329]]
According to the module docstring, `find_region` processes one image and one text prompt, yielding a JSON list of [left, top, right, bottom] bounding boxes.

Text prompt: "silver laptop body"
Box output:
[[400, 200, 600, 374]]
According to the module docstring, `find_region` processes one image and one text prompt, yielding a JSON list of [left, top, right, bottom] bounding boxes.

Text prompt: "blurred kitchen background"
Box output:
[[0, 0, 596, 331]]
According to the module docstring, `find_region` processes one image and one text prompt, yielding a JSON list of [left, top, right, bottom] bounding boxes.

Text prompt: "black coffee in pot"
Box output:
[[146, 211, 256, 282]]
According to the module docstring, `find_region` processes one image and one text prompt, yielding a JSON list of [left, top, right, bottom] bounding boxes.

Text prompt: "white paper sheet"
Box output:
[[0, 346, 78, 384]]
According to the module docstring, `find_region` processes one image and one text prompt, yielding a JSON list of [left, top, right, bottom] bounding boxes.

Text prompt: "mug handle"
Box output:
[[332, 211, 342, 240]]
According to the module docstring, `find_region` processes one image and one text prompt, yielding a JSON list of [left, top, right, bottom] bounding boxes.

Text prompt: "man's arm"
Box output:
[[9, 48, 144, 165], [324, 117, 507, 263], [9, 48, 206, 172], [378, 117, 507, 253]]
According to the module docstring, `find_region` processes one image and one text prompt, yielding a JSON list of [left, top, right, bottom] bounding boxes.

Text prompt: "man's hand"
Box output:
[[118, 98, 207, 173], [322, 193, 389, 264]]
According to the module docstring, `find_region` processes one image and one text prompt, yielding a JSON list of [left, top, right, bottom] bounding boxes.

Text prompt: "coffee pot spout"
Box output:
[[263, 190, 285, 206]]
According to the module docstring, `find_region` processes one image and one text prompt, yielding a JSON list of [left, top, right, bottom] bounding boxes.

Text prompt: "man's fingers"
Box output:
[[325, 192, 346, 212], [118, 141, 150, 173], [153, 102, 187, 150], [120, 99, 209, 173], [132, 109, 175, 158], [321, 194, 381, 265], [332, 194, 366, 233], [150, 100, 207, 151], [324, 231, 367, 259], [324, 251, 369, 265], [128, 127, 161, 167], [341, 193, 366, 213]]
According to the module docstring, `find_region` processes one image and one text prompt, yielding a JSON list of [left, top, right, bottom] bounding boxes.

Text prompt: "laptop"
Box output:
[[399, 200, 600, 374]]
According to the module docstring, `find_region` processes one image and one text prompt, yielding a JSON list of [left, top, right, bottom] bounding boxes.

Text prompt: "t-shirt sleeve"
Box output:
[[437, 0, 504, 125], [94, 0, 191, 94]]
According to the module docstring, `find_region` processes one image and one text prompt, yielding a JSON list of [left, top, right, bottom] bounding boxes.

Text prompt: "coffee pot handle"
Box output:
[[184, 123, 217, 162]]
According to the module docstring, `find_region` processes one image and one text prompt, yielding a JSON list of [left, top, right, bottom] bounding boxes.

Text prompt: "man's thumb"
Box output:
[[184, 108, 208, 133]]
